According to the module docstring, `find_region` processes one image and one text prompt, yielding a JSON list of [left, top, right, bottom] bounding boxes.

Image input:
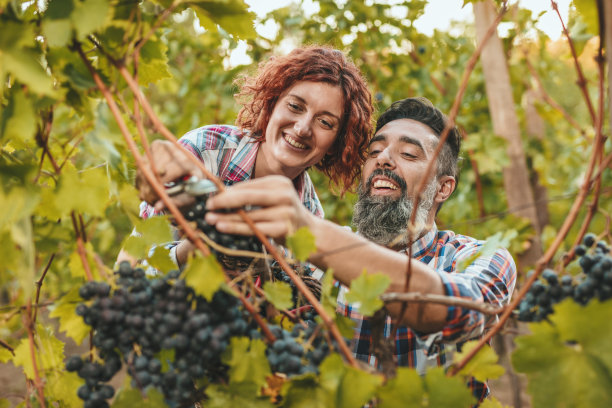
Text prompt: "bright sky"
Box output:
[[229, 0, 572, 66]]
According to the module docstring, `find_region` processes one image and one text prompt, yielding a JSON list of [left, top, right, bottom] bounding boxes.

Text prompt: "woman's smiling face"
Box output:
[[255, 81, 344, 179]]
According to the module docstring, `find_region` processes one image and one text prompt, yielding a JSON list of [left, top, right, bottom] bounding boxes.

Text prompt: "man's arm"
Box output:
[[204, 176, 457, 333]]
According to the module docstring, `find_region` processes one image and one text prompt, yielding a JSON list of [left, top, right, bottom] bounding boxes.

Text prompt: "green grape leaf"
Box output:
[[0, 89, 36, 147], [512, 300, 612, 408], [118, 183, 142, 222], [13, 325, 65, 379], [49, 287, 90, 345], [318, 353, 382, 408], [191, 0, 256, 40], [68, 241, 105, 280], [45, 0, 75, 19], [0, 186, 40, 231], [337, 365, 383, 408], [320, 269, 339, 316], [377, 367, 424, 407], [46, 370, 82, 407], [0, 400, 10, 408], [123, 216, 173, 259], [204, 383, 274, 408], [455, 230, 516, 273], [0, 20, 35, 49], [47, 163, 110, 218], [281, 374, 329, 408], [286, 226, 316, 262], [42, 19, 73, 48], [137, 37, 172, 85], [71, 0, 111, 39], [1, 49, 56, 96], [147, 246, 177, 274], [222, 337, 271, 387], [183, 253, 226, 301], [453, 341, 505, 382], [113, 385, 167, 407], [344, 270, 391, 316], [263, 280, 293, 311], [424, 367, 475, 408], [333, 314, 355, 339]]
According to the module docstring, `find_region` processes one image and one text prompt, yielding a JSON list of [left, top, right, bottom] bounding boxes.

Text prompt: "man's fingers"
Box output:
[[207, 188, 295, 211], [212, 219, 291, 238]]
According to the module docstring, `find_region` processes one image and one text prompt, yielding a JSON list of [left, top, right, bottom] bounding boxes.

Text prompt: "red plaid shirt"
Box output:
[[336, 225, 516, 405]]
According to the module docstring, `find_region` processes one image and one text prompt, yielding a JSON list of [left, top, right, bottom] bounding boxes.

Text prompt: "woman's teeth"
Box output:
[[284, 135, 307, 149]]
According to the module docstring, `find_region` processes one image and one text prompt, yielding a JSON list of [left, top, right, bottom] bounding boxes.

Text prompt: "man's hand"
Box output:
[[204, 176, 315, 241], [136, 140, 203, 211]]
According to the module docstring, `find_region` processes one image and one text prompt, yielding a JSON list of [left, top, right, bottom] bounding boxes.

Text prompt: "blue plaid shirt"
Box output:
[[336, 225, 516, 404], [140, 125, 324, 219]]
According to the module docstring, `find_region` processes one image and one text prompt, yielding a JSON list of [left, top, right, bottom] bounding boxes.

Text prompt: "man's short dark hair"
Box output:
[[375, 97, 461, 185]]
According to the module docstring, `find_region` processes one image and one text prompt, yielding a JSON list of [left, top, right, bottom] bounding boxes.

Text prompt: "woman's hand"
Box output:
[[204, 176, 315, 241], [136, 140, 203, 211]]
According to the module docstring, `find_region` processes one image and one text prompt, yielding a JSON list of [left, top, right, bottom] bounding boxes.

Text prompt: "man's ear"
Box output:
[[435, 176, 456, 204]]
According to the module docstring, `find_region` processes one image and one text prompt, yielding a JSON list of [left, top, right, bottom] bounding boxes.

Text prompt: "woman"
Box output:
[[135, 45, 373, 267]]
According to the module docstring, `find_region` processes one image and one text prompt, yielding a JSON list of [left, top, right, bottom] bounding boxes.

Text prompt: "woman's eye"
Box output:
[[288, 102, 301, 111], [369, 150, 380, 157], [320, 119, 334, 129]]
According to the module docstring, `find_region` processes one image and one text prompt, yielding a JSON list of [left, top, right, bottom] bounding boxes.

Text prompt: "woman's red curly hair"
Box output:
[[234, 45, 373, 194]]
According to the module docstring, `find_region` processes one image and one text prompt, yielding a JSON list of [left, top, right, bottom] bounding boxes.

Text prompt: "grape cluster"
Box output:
[[250, 322, 331, 377], [517, 234, 612, 322], [66, 262, 251, 405], [184, 198, 262, 254]]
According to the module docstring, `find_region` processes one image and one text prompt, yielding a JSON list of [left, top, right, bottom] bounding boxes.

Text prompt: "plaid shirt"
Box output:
[[140, 125, 324, 219], [336, 225, 516, 404]]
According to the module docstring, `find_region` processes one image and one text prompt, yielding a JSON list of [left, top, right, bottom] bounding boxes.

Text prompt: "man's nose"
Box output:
[[376, 147, 395, 168]]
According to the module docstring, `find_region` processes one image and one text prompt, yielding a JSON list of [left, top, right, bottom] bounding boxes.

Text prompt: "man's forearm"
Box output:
[[306, 216, 449, 333]]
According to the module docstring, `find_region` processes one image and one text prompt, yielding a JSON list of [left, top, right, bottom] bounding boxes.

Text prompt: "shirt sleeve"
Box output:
[[435, 245, 517, 343]]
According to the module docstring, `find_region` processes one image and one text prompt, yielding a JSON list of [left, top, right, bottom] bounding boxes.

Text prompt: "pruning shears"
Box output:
[[165, 175, 218, 198]]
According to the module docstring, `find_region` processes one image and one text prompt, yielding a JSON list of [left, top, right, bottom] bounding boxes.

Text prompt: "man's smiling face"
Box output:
[[353, 118, 442, 247], [362, 118, 439, 206]]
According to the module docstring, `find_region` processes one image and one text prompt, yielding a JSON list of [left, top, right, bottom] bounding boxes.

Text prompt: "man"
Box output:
[[201, 97, 516, 403]]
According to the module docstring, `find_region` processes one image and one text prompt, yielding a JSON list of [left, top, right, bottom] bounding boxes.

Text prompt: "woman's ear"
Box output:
[[435, 176, 456, 204]]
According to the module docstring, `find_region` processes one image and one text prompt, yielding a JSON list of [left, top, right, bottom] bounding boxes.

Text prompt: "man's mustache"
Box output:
[[363, 169, 407, 195]]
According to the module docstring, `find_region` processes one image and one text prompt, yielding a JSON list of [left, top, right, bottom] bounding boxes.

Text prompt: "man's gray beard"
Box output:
[[352, 177, 438, 248]]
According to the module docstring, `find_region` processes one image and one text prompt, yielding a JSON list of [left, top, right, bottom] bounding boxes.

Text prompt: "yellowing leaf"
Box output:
[[123, 216, 174, 259], [456, 230, 516, 273], [42, 19, 73, 47], [222, 337, 271, 387], [11, 217, 36, 300], [263, 280, 293, 311], [0, 348, 13, 363], [344, 270, 391, 316], [453, 341, 505, 382], [286, 226, 317, 262], [46, 370, 83, 407], [49, 287, 90, 345], [137, 37, 171, 85], [13, 324, 65, 379], [148, 246, 177, 274], [184, 253, 225, 301]]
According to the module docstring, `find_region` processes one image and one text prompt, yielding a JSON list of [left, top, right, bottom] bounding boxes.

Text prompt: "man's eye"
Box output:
[[401, 152, 416, 159]]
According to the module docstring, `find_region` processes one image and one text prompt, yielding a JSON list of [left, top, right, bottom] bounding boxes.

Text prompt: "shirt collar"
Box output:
[[401, 223, 438, 258]]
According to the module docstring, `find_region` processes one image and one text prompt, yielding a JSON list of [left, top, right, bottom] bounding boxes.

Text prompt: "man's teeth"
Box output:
[[284, 135, 307, 149], [373, 180, 398, 190]]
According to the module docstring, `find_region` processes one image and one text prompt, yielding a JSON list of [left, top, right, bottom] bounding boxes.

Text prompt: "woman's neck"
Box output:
[[253, 142, 301, 180]]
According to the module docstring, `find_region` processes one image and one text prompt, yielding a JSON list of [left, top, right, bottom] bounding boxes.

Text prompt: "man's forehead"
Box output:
[[371, 119, 438, 148]]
